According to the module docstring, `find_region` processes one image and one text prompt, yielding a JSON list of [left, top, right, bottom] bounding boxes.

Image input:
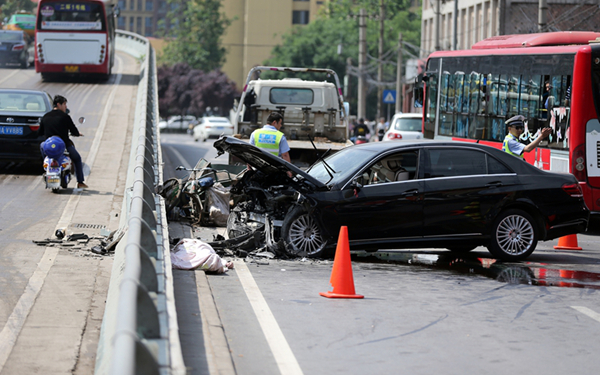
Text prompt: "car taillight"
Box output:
[[387, 133, 402, 139], [562, 183, 583, 198], [50, 160, 59, 168], [205, 126, 211, 129], [12, 43, 25, 51], [571, 144, 586, 181], [29, 125, 40, 131]]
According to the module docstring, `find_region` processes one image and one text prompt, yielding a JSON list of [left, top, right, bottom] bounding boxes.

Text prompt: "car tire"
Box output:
[[487, 209, 538, 261], [281, 206, 328, 258]]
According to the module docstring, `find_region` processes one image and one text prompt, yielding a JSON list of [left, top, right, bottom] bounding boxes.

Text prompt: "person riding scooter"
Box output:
[[38, 95, 88, 189]]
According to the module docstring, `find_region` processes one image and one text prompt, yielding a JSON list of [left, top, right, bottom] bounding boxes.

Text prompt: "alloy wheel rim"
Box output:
[[496, 214, 534, 256], [288, 214, 325, 255]]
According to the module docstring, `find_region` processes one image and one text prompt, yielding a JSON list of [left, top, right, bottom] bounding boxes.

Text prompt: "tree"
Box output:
[[157, 63, 238, 119], [158, 0, 231, 71], [262, 0, 421, 120], [1, 0, 36, 22]]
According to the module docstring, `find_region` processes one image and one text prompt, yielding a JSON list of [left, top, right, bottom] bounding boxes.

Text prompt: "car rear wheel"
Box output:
[[282, 206, 328, 258], [487, 209, 538, 261]]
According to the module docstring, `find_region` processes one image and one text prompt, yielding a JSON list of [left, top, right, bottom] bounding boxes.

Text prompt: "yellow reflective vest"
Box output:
[[253, 128, 284, 156], [502, 134, 524, 158]]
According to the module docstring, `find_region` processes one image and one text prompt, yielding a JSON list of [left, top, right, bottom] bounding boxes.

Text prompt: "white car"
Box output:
[[162, 115, 197, 132], [382, 113, 423, 141], [193, 117, 235, 142]]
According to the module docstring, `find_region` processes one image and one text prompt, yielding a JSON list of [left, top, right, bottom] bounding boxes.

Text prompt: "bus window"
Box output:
[[518, 74, 531, 115], [498, 75, 508, 117], [468, 72, 481, 115], [439, 72, 453, 135], [424, 70, 438, 136], [462, 74, 471, 113]]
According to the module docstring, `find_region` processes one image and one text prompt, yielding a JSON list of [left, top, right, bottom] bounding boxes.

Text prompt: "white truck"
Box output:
[[231, 66, 352, 167]]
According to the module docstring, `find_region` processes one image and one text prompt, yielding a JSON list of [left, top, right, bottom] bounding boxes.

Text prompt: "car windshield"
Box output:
[[0, 32, 22, 42], [394, 117, 422, 132], [0, 92, 50, 112], [307, 147, 378, 185]]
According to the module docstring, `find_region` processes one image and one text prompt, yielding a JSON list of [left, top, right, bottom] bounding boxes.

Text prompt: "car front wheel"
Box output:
[[282, 206, 328, 258], [487, 209, 538, 261]]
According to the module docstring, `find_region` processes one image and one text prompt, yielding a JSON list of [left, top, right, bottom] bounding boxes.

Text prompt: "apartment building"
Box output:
[[421, 0, 600, 57]]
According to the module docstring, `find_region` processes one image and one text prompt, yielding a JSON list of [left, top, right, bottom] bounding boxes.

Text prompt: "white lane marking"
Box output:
[[0, 247, 59, 371], [85, 55, 123, 174], [0, 70, 20, 86], [571, 306, 600, 323], [234, 260, 304, 375]]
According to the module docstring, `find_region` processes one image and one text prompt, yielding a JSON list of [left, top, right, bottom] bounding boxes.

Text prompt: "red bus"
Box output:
[[34, 0, 118, 80], [422, 31, 600, 223]]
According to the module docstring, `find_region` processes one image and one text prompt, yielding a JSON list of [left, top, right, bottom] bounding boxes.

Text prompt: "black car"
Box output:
[[0, 89, 53, 161], [0, 30, 32, 68], [215, 136, 590, 261]]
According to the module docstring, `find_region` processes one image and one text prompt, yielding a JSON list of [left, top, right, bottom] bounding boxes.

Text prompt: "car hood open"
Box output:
[[213, 136, 327, 189]]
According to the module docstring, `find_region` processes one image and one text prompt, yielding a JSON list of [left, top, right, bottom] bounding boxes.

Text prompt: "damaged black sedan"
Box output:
[[214, 136, 589, 261]]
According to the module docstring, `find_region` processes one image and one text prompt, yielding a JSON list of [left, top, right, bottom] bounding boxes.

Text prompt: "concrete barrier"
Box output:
[[94, 30, 184, 375]]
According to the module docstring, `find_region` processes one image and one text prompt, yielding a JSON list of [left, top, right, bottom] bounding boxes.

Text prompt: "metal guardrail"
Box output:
[[94, 30, 184, 375]]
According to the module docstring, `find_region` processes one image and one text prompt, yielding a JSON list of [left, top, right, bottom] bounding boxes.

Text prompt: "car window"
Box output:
[[425, 148, 511, 178], [0, 92, 50, 112], [307, 147, 378, 185], [394, 117, 422, 132], [356, 150, 420, 186]]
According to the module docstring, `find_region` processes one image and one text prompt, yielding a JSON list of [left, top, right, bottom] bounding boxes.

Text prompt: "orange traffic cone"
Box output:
[[553, 234, 582, 251], [320, 226, 364, 299]]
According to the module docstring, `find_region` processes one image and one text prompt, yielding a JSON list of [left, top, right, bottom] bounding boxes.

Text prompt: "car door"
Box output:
[[325, 149, 425, 243], [422, 146, 518, 238]]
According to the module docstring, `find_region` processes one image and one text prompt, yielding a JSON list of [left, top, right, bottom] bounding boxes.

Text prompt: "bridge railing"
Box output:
[[94, 30, 184, 375]]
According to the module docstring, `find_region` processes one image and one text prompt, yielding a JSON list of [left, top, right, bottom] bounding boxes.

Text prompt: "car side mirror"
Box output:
[[78, 117, 85, 124]]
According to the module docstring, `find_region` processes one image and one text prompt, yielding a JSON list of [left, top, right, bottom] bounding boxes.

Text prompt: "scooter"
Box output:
[[42, 136, 73, 193], [41, 117, 85, 193]]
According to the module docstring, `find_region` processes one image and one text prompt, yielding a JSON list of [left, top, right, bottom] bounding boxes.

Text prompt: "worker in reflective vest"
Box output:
[[502, 115, 552, 158], [250, 112, 291, 163]]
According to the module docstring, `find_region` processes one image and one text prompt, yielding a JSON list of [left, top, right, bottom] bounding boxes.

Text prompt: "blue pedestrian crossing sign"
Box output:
[[383, 90, 396, 104]]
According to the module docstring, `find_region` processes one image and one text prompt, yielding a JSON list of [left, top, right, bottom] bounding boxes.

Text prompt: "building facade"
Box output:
[[221, 0, 325, 87], [117, 0, 326, 87], [421, 0, 600, 57]]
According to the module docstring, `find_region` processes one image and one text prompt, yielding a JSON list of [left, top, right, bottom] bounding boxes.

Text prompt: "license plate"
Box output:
[[216, 126, 224, 130], [47, 177, 60, 184], [0, 45, 7, 51], [64, 65, 79, 73], [0, 126, 23, 135]]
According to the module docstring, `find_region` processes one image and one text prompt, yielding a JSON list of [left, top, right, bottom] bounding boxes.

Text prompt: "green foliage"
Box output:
[[263, 0, 422, 120], [157, 0, 231, 71], [1, 0, 36, 22]]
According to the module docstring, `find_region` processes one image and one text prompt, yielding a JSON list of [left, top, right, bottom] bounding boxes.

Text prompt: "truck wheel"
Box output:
[[487, 209, 538, 261], [281, 206, 328, 257]]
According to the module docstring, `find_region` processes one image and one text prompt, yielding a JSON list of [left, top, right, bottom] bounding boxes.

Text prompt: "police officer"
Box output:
[[249, 112, 291, 163], [502, 115, 552, 158]]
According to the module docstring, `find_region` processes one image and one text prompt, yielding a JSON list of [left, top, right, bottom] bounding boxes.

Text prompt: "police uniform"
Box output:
[[249, 124, 290, 157], [502, 115, 526, 158]]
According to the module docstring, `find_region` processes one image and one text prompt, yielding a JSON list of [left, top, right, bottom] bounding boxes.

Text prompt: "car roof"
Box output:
[[350, 139, 545, 174], [0, 88, 51, 96], [392, 112, 422, 119]]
